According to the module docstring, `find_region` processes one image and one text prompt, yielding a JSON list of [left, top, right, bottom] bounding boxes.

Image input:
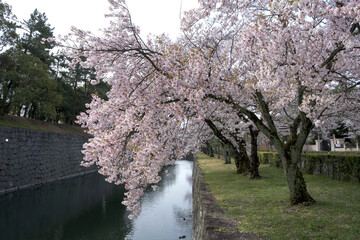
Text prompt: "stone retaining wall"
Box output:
[[192, 158, 258, 240], [192, 158, 205, 239], [0, 126, 95, 193]]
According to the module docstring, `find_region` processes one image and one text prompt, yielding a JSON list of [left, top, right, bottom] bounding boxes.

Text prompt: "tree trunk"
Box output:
[[203, 119, 250, 172], [207, 142, 214, 157], [223, 145, 231, 164], [234, 152, 240, 173], [226, 148, 231, 163], [249, 126, 261, 179], [24, 105, 30, 118], [17, 105, 22, 116], [273, 142, 315, 204], [234, 140, 250, 174], [0, 83, 11, 115], [207, 87, 315, 204], [283, 150, 315, 204], [202, 143, 208, 155], [217, 146, 221, 159], [0, 101, 4, 116]]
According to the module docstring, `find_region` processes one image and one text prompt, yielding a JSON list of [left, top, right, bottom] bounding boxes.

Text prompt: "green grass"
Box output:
[[197, 152, 360, 240], [0, 115, 88, 136]]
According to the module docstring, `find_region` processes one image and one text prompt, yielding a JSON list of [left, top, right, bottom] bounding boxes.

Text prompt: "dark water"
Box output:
[[0, 160, 193, 240]]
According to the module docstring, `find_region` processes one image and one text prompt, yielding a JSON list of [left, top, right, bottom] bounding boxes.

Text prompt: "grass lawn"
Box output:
[[197, 152, 360, 240], [0, 115, 88, 136]]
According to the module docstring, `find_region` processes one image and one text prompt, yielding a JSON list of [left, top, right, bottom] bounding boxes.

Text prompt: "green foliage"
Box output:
[[330, 121, 349, 138], [258, 151, 281, 167], [0, 3, 110, 125], [303, 153, 360, 182], [197, 153, 360, 240], [55, 76, 110, 124], [0, 0, 18, 50], [56, 81, 81, 124], [63, 59, 96, 90], [20, 9, 55, 65], [53, 54, 110, 124], [0, 4, 110, 124], [259, 151, 360, 182], [0, 49, 62, 120]]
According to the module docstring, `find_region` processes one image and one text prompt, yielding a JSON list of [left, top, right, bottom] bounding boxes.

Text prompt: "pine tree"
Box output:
[[0, 0, 18, 51], [20, 9, 55, 65]]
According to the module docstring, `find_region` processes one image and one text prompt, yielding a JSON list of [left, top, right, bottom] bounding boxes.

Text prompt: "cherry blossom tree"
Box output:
[[59, 0, 360, 217], [58, 0, 213, 218], [182, 0, 360, 204], [203, 108, 262, 177]]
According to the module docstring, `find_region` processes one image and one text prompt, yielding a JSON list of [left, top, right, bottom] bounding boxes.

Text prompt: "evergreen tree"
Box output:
[[0, 0, 18, 51], [54, 54, 110, 124], [0, 48, 62, 120], [0, 5, 108, 124], [0, 49, 16, 115], [20, 9, 55, 65]]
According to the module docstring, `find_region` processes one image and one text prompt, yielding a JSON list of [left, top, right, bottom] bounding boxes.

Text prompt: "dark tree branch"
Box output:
[[320, 43, 345, 69]]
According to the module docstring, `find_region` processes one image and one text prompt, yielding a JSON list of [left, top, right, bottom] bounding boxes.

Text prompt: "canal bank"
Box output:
[[0, 126, 95, 193], [192, 157, 259, 240]]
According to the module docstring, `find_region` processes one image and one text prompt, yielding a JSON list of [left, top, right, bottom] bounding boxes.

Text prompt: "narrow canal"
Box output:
[[0, 160, 193, 240]]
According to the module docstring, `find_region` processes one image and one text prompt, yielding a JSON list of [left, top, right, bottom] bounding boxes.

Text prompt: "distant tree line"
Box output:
[[0, 1, 109, 124]]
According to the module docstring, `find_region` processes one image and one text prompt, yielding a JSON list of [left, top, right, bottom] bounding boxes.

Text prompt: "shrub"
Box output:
[[258, 151, 360, 182]]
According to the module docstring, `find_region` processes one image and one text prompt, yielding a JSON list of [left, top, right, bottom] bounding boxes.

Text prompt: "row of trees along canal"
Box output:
[[63, 0, 360, 219], [0, 1, 110, 123], [2, 0, 360, 219]]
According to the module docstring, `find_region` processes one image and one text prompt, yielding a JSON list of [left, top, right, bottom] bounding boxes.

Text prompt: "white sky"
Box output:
[[8, 0, 199, 39]]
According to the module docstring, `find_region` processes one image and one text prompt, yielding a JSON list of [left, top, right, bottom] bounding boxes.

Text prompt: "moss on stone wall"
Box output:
[[0, 115, 88, 136]]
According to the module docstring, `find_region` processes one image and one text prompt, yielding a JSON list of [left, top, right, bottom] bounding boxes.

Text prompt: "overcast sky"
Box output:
[[9, 0, 199, 39]]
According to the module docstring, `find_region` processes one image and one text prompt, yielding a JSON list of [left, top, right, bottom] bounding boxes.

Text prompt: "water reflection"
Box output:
[[0, 172, 132, 240], [127, 160, 193, 240], [0, 160, 193, 240]]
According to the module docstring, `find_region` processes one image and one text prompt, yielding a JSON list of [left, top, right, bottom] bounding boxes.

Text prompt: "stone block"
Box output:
[[0, 126, 89, 191]]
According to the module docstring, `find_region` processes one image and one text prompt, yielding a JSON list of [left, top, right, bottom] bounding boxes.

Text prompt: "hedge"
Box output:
[[258, 151, 360, 182]]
